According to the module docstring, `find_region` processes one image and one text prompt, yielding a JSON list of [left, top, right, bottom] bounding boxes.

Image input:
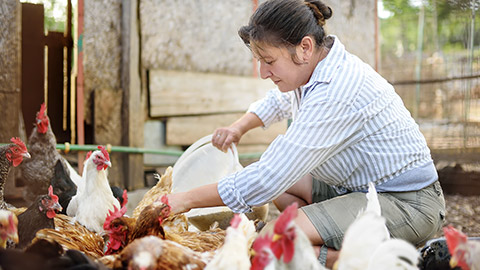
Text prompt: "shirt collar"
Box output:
[[303, 35, 344, 89]]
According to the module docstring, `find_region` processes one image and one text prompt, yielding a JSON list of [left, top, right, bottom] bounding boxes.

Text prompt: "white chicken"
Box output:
[[334, 182, 420, 270], [253, 202, 326, 270], [204, 213, 257, 270], [66, 146, 120, 233], [444, 225, 480, 270]]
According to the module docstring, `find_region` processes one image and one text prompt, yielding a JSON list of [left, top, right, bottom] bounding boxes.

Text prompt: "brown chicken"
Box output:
[[104, 194, 226, 255], [103, 204, 136, 255], [34, 213, 106, 259], [16, 185, 62, 249], [0, 137, 30, 209], [112, 236, 208, 270]]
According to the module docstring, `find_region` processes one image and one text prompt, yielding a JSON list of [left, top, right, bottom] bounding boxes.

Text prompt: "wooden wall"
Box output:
[[141, 0, 376, 156]]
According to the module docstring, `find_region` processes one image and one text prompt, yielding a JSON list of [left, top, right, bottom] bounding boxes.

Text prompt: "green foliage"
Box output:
[[21, 0, 69, 33], [380, 0, 479, 56]]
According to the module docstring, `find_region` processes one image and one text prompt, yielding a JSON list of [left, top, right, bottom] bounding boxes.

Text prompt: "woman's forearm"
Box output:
[[230, 112, 264, 136]]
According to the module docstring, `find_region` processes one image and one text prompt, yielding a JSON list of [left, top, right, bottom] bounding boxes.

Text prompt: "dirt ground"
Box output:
[[442, 194, 480, 237]]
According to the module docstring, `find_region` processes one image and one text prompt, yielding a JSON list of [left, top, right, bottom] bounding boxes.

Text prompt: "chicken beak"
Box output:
[[23, 152, 31, 159], [105, 161, 112, 167], [10, 232, 18, 244], [332, 260, 339, 270], [53, 202, 63, 212], [272, 233, 282, 242], [249, 249, 256, 257], [450, 257, 458, 268]]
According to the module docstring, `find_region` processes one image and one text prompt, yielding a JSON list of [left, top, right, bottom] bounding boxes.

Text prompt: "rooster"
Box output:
[[0, 137, 30, 209], [66, 146, 120, 233], [19, 103, 78, 205], [444, 225, 480, 270], [0, 209, 19, 248], [334, 182, 419, 270], [112, 235, 208, 270], [204, 213, 257, 270], [16, 185, 62, 249], [255, 202, 325, 270]]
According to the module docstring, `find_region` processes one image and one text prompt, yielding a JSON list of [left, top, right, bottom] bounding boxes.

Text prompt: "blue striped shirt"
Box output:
[[217, 36, 437, 213]]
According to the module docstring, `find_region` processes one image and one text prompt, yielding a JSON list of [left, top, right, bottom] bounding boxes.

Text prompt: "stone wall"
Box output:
[[140, 0, 376, 75], [140, 0, 253, 75], [0, 0, 21, 141]]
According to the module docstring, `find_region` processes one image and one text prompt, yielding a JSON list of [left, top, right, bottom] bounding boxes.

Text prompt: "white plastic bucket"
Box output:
[[171, 134, 243, 194], [171, 134, 268, 230]]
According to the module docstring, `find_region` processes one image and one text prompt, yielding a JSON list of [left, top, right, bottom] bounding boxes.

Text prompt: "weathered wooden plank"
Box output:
[[166, 113, 287, 146], [121, 0, 144, 190], [149, 70, 275, 117], [94, 88, 123, 187]]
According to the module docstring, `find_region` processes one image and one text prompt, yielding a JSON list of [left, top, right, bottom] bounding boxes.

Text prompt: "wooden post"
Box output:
[[0, 0, 22, 200], [121, 0, 144, 190]]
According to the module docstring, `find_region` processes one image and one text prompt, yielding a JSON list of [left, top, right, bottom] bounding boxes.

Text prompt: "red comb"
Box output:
[[252, 233, 273, 251], [443, 225, 468, 256], [98, 146, 110, 161], [6, 137, 28, 167], [103, 204, 127, 230], [48, 185, 59, 203], [274, 202, 298, 234], [85, 151, 93, 161], [10, 137, 27, 151], [37, 103, 47, 119], [160, 195, 169, 205], [121, 189, 128, 208]]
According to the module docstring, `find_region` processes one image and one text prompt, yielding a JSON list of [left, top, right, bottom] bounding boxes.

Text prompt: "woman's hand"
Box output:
[[212, 126, 242, 152], [212, 112, 264, 152], [164, 192, 191, 215]]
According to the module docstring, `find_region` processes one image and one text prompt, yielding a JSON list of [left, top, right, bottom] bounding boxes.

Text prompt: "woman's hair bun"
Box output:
[[305, 0, 332, 26]]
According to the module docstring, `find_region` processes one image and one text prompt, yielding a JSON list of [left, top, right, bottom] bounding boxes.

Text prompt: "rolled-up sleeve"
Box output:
[[247, 88, 293, 128], [218, 98, 365, 213]]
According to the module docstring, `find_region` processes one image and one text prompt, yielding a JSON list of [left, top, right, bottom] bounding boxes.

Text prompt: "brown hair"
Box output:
[[238, 0, 332, 62]]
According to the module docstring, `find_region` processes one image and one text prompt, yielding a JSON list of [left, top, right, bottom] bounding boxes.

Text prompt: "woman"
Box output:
[[167, 0, 445, 267]]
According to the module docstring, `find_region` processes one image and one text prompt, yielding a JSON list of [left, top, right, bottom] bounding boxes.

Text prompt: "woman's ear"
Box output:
[[297, 36, 315, 64]]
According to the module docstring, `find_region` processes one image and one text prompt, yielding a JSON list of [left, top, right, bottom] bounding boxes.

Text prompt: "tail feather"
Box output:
[[365, 182, 381, 216]]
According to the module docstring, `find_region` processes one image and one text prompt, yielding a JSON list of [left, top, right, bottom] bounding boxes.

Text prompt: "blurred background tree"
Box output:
[[21, 0, 70, 33], [380, 0, 479, 57]]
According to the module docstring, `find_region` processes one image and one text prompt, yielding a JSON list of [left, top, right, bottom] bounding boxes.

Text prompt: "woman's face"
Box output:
[[253, 43, 311, 92]]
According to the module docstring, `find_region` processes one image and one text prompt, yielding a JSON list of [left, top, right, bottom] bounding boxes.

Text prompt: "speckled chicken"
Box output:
[[0, 137, 30, 210], [19, 103, 78, 205]]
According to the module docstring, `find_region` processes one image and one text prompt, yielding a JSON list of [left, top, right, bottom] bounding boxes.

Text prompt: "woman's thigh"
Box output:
[[301, 181, 446, 250]]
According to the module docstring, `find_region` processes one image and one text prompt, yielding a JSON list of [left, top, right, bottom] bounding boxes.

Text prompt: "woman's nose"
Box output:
[[259, 62, 271, 80]]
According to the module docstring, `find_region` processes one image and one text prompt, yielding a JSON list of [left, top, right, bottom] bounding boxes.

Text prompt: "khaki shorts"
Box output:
[[301, 180, 446, 250]]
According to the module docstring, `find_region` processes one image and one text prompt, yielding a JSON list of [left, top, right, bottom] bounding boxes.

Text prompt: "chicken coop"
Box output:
[[1, 0, 480, 269], [1, 0, 479, 211], [0, 0, 378, 194]]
